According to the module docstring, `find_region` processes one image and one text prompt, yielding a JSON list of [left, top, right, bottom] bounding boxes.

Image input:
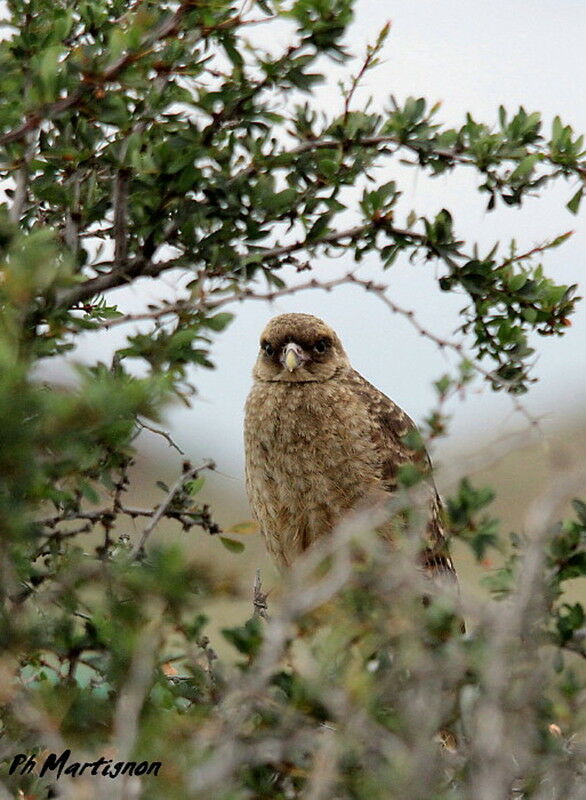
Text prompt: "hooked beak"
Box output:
[[281, 342, 306, 372]]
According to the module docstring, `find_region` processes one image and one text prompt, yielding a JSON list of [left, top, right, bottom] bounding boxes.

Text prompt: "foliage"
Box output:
[[0, 1, 584, 798]]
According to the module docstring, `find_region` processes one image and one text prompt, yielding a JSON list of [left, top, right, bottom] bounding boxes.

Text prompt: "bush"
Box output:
[[0, 1, 584, 798]]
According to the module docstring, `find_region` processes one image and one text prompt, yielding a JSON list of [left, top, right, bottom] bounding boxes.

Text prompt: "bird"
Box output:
[[243, 312, 457, 584]]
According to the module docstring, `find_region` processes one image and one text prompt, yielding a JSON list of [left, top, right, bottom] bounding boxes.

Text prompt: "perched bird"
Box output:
[[244, 313, 456, 583]]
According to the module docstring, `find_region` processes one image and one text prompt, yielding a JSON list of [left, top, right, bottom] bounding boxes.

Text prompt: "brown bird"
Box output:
[[244, 312, 456, 582]]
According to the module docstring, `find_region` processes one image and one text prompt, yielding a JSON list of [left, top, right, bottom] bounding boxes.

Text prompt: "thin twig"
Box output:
[[342, 24, 390, 122], [252, 569, 269, 619], [137, 418, 185, 454], [130, 459, 215, 558]]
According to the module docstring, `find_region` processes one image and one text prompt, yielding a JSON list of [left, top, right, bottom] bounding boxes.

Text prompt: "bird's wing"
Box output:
[[344, 369, 457, 581]]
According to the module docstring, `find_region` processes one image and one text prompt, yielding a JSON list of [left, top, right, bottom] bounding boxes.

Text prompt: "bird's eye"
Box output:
[[262, 342, 274, 357], [313, 339, 328, 354]]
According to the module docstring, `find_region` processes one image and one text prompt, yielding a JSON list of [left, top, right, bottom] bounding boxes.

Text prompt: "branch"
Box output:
[[136, 418, 185, 454], [38, 506, 151, 527], [249, 219, 427, 261], [252, 569, 269, 620], [88, 273, 387, 328], [0, 92, 82, 148], [228, 134, 474, 187], [58, 219, 429, 308], [56, 253, 176, 307], [0, 5, 186, 148], [230, 129, 586, 190], [343, 22, 391, 123], [130, 459, 215, 559], [91, 270, 543, 428], [8, 87, 36, 224]]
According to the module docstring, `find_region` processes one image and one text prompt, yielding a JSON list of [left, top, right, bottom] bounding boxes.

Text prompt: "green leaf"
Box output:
[[571, 498, 586, 525], [509, 153, 540, 181], [219, 536, 245, 553], [566, 187, 583, 215], [547, 230, 574, 248], [508, 273, 527, 292], [222, 37, 244, 68], [204, 313, 234, 332], [397, 463, 424, 487], [306, 213, 332, 242], [185, 476, 205, 495], [222, 618, 263, 657]]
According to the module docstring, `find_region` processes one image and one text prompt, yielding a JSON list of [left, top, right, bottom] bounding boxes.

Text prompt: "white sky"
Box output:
[[60, 0, 586, 498]]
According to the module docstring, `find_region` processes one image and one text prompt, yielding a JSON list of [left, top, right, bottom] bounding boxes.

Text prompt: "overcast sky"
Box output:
[[68, 0, 586, 498]]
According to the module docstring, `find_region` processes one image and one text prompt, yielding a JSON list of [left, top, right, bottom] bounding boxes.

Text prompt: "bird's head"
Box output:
[[253, 313, 350, 383]]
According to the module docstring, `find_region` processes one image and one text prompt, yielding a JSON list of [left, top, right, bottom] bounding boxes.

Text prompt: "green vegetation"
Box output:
[[0, 1, 584, 797]]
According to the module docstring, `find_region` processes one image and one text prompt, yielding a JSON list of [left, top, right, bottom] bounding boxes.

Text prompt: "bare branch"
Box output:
[[136, 418, 185, 454], [252, 569, 269, 619], [90, 271, 542, 427], [56, 254, 180, 308], [131, 459, 216, 558]]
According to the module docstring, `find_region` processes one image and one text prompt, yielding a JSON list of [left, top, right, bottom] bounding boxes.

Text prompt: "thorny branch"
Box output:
[[131, 459, 216, 559], [56, 216, 426, 307], [34, 461, 219, 563], [90, 271, 543, 428], [136, 418, 186, 454]]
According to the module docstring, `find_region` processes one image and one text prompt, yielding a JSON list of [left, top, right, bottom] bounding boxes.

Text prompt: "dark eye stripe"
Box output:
[[261, 334, 332, 354]]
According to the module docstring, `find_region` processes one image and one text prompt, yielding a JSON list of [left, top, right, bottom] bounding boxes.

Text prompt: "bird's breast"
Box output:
[[244, 379, 381, 564]]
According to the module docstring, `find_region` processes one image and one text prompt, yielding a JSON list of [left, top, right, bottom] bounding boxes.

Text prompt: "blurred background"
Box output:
[[43, 0, 586, 639]]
